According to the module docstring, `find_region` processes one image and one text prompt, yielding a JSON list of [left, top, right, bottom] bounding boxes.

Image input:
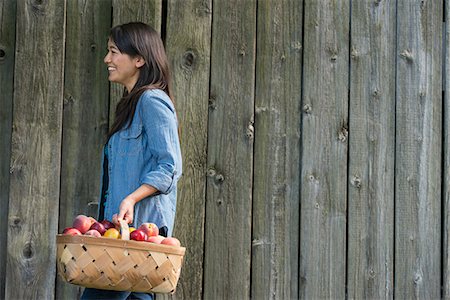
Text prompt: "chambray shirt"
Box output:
[[99, 89, 182, 236]]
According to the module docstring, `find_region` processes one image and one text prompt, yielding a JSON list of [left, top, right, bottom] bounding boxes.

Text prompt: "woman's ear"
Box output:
[[135, 56, 145, 68]]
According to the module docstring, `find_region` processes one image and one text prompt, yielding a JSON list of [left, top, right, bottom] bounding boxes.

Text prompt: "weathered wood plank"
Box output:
[[5, 0, 66, 299], [161, 0, 212, 299], [347, 0, 395, 299], [251, 0, 302, 299], [110, 0, 162, 126], [444, 1, 450, 298], [0, 1, 16, 299], [300, 1, 349, 298], [203, 0, 256, 299], [55, 1, 111, 299], [395, 1, 442, 298]]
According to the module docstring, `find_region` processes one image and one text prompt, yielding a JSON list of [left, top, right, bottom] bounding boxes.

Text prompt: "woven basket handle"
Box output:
[[119, 219, 130, 240]]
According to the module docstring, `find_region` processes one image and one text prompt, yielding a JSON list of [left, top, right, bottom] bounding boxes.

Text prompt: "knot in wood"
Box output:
[[303, 104, 312, 114], [351, 175, 362, 188], [208, 97, 216, 110], [338, 126, 348, 142], [23, 242, 34, 259], [215, 174, 224, 182], [207, 168, 216, 177], [350, 47, 359, 59], [182, 50, 196, 69], [10, 216, 21, 228], [413, 273, 422, 284], [90, 43, 97, 51], [400, 49, 413, 62], [0, 48, 6, 61], [246, 122, 254, 139]]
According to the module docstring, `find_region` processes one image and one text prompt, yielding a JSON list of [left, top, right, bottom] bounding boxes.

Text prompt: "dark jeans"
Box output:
[[81, 288, 153, 300]]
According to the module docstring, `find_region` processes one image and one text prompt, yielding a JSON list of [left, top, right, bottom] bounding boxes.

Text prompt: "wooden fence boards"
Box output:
[[251, 0, 302, 299], [0, 1, 16, 299], [203, 0, 256, 299], [55, 1, 111, 299], [347, 0, 396, 299], [5, 0, 66, 299], [395, 0, 442, 298], [300, 1, 350, 298], [109, 0, 162, 126], [1, 1, 450, 299], [163, 0, 212, 299]]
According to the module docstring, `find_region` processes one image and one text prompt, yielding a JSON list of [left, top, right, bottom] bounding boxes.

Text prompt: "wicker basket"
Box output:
[[56, 228, 185, 294]]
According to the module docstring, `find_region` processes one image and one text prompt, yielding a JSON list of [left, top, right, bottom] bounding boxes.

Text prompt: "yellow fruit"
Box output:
[[129, 227, 136, 233], [104, 228, 121, 239]]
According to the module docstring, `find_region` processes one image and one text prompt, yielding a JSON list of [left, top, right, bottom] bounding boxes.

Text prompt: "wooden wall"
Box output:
[[0, 0, 447, 299]]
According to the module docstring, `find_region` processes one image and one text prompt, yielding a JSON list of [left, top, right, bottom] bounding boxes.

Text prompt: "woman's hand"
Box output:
[[114, 197, 137, 225]]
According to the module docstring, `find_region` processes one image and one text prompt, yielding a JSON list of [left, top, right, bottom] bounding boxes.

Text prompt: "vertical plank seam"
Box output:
[[249, 0, 259, 298], [298, 0, 306, 296], [393, 0, 399, 297], [345, 0, 352, 299], [202, 0, 215, 298], [441, 0, 447, 297]]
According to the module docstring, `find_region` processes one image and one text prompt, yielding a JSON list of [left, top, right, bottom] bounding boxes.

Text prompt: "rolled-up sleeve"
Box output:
[[139, 91, 181, 194]]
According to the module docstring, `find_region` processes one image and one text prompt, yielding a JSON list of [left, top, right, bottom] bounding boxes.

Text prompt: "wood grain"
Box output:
[[395, 0, 442, 298], [161, 0, 212, 299], [300, 1, 350, 298], [251, 0, 302, 299], [347, 0, 396, 298], [203, 0, 256, 299], [6, 0, 66, 298], [0, 0, 16, 299]]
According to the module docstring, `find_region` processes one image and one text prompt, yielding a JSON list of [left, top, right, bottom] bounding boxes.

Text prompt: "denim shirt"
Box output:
[[99, 89, 182, 236]]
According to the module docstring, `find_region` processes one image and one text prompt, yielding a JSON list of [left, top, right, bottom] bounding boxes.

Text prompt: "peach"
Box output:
[[73, 215, 95, 234], [85, 229, 101, 237], [139, 223, 159, 237], [147, 235, 165, 244], [161, 237, 181, 247], [62, 227, 82, 236]]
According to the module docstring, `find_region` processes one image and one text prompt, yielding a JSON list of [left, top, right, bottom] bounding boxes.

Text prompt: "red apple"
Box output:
[[161, 237, 181, 247], [89, 221, 106, 235], [147, 235, 165, 244], [130, 229, 147, 241], [85, 229, 101, 237], [73, 214, 95, 234], [139, 223, 159, 237], [101, 219, 115, 230], [62, 227, 82, 236]]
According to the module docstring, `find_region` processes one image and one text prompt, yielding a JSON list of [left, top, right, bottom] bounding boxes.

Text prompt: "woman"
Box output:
[[81, 22, 182, 300]]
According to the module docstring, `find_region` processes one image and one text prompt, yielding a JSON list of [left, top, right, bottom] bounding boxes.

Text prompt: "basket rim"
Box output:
[[56, 234, 185, 255]]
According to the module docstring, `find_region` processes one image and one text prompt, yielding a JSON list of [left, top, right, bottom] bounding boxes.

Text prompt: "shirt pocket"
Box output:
[[118, 124, 143, 156]]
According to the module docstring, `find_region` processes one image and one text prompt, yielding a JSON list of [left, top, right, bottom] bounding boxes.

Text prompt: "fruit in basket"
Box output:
[[73, 214, 96, 234], [89, 221, 106, 235], [147, 235, 165, 244], [101, 219, 115, 230], [62, 227, 82, 236], [104, 228, 121, 239], [85, 229, 102, 237], [161, 237, 181, 247], [129, 227, 136, 233], [139, 223, 159, 237], [130, 229, 147, 241]]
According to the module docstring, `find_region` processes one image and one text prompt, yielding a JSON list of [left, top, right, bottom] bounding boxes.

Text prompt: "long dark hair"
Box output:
[[107, 22, 174, 139]]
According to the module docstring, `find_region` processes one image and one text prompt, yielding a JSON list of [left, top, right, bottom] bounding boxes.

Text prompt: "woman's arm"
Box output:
[[113, 184, 158, 225]]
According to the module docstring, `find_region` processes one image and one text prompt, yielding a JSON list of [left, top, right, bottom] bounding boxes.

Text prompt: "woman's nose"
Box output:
[[104, 52, 110, 64]]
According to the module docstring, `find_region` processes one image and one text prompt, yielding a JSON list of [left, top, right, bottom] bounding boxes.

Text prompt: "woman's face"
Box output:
[[104, 38, 143, 92]]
